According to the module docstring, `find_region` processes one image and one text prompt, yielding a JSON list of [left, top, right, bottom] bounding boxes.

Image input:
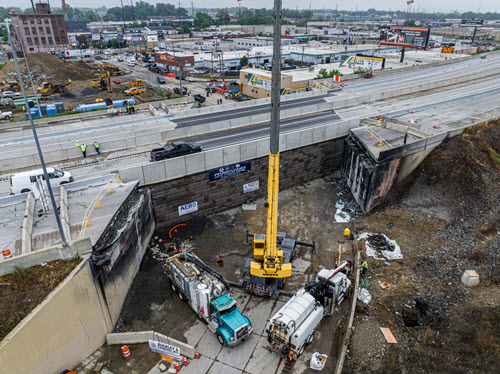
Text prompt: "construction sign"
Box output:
[[280, 85, 308, 95], [341, 55, 385, 70], [246, 73, 272, 90], [149, 340, 181, 360], [441, 47, 455, 54]]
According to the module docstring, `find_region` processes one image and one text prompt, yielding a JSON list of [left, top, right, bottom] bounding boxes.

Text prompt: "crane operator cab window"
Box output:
[[253, 234, 266, 258]]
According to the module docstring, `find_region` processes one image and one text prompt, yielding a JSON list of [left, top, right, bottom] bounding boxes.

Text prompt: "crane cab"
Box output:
[[253, 234, 266, 260]]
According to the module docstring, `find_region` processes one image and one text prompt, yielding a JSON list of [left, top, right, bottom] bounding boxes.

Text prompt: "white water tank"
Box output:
[[461, 270, 480, 287], [200, 289, 211, 317]]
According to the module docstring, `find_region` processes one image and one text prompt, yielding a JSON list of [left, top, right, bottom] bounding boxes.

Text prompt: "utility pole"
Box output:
[[120, 0, 126, 52], [191, 1, 194, 18], [130, 0, 135, 22], [6, 21, 68, 247], [15, 25, 42, 117]]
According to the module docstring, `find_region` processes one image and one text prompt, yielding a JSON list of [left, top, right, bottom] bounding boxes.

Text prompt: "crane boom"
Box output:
[[249, 0, 291, 279]]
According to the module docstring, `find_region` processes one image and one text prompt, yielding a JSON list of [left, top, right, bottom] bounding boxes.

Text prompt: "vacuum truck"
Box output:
[[265, 261, 352, 360], [166, 251, 253, 346]]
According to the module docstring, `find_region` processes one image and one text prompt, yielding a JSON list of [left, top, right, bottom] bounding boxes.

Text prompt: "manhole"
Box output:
[[217, 260, 224, 267]]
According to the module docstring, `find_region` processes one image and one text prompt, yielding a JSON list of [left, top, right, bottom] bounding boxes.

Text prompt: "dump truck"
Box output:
[[265, 261, 352, 360], [37, 81, 69, 96], [166, 251, 253, 346], [98, 63, 122, 76]]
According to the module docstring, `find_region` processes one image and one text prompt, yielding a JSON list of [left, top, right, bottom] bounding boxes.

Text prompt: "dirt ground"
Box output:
[[343, 121, 500, 374], [0, 258, 82, 340], [80, 179, 355, 374]]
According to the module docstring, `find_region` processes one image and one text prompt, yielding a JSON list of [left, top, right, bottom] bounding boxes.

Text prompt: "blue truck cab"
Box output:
[[211, 293, 253, 346]]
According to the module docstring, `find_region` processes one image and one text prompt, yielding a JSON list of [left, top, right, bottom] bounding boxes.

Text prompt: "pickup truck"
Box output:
[[150, 141, 202, 161], [0, 110, 13, 120]]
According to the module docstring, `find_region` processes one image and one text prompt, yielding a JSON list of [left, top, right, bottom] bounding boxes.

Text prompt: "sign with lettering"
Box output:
[[178, 201, 198, 216], [243, 181, 259, 193], [209, 161, 251, 182], [441, 47, 454, 54], [149, 340, 181, 360]]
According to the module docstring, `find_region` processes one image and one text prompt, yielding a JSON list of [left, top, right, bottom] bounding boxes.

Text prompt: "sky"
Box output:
[[3, 0, 499, 13]]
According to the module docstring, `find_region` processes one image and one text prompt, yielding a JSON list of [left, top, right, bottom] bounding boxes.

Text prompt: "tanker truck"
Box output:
[[166, 251, 253, 346], [265, 261, 352, 360]]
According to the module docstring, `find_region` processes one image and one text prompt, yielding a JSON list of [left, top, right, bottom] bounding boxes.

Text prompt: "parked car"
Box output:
[[236, 95, 250, 102], [173, 86, 188, 95], [2, 91, 21, 98], [145, 62, 154, 67], [0, 110, 13, 120], [125, 86, 147, 95], [185, 76, 195, 82], [175, 74, 186, 80], [157, 67, 168, 75], [117, 56, 124, 62], [157, 76, 166, 84], [10, 167, 73, 195], [193, 94, 206, 103], [150, 141, 202, 161]]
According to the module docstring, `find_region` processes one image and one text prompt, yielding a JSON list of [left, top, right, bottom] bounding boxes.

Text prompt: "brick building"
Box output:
[[10, 2, 68, 54]]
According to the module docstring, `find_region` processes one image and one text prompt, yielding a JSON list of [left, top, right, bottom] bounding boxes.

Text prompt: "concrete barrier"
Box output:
[[59, 185, 71, 242], [106, 331, 195, 359], [149, 104, 159, 117], [21, 192, 34, 254], [0, 238, 91, 277]]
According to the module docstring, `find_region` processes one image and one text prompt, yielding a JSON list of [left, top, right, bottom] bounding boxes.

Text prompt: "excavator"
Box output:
[[98, 63, 122, 76], [1, 80, 22, 92], [242, 0, 314, 298], [91, 71, 112, 93], [37, 81, 69, 96]]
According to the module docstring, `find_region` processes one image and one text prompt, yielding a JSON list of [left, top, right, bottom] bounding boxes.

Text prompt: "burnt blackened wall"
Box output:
[[150, 139, 345, 227]]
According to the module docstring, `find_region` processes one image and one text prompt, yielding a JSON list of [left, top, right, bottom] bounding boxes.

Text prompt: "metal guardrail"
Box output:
[[174, 98, 188, 112], [75, 173, 121, 240], [362, 121, 392, 149]]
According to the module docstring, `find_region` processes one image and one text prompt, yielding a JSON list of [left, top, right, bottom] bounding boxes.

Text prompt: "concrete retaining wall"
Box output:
[[59, 185, 71, 242], [0, 259, 113, 374], [21, 192, 35, 254], [106, 331, 195, 359]]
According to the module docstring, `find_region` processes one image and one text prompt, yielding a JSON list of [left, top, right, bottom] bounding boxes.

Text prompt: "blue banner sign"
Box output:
[[209, 161, 251, 182]]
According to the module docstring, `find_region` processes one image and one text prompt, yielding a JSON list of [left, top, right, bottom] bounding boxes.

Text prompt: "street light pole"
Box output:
[[6, 19, 68, 247]]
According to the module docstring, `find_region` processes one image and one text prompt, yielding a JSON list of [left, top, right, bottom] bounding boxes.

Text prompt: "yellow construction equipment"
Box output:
[[128, 79, 145, 87], [242, 1, 314, 297], [98, 63, 122, 76], [37, 81, 69, 95], [1, 81, 22, 92], [91, 71, 112, 93], [124, 86, 146, 96]]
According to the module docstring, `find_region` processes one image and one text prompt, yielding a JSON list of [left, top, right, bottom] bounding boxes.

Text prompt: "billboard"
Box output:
[[441, 47, 454, 54], [246, 73, 272, 90], [117, 27, 124, 42], [460, 19, 483, 27], [341, 55, 385, 70], [209, 161, 251, 182], [156, 53, 175, 64], [380, 27, 430, 49], [91, 27, 102, 41]]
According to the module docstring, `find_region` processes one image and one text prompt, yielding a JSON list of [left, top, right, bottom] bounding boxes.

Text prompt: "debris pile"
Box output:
[[358, 231, 403, 260]]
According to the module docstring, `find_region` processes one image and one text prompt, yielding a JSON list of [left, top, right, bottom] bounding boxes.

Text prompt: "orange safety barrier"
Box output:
[[2, 250, 12, 259], [121, 345, 132, 360], [166, 73, 175, 78]]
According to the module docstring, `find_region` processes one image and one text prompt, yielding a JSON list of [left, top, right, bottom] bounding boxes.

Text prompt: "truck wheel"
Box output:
[[21, 189, 31, 193], [216, 333, 226, 346], [297, 344, 305, 357], [178, 291, 187, 302], [170, 281, 177, 293], [306, 331, 315, 345]]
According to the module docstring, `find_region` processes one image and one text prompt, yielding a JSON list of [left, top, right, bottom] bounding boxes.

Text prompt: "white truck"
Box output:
[[0, 110, 13, 120], [265, 261, 352, 360], [166, 251, 253, 346]]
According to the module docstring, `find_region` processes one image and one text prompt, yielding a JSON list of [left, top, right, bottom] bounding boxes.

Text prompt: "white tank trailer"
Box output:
[[265, 261, 352, 360]]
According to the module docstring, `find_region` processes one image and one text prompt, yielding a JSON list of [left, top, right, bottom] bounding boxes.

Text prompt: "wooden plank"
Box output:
[[380, 327, 398, 344]]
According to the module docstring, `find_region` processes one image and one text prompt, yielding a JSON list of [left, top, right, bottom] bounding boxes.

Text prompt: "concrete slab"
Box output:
[[185, 152, 206, 175], [178, 355, 213, 373], [207, 361, 241, 374], [222, 144, 241, 165], [285, 131, 301, 150], [143, 162, 167, 185], [164, 157, 187, 180], [196, 329, 223, 360], [205, 148, 224, 170], [217, 332, 260, 370], [241, 297, 276, 336], [243, 335, 281, 374], [185, 320, 209, 347], [240, 141, 257, 161]]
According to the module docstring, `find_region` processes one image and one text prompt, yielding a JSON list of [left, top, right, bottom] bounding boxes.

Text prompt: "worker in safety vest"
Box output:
[[94, 141, 100, 155], [80, 143, 87, 158], [75, 140, 80, 147], [361, 261, 368, 277]]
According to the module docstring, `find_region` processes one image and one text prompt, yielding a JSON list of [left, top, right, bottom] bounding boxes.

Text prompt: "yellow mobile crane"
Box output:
[[242, 0, 314, 297]]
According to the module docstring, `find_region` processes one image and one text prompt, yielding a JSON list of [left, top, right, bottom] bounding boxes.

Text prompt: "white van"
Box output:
[[10, 168, 73, 195]]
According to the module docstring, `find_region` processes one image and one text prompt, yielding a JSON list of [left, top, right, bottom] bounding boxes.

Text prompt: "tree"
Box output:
[[84, 10, 99, 23], [404, 19, 416, 27], [240, 55, 248, 67], [179, 23, 191, 36], [194, 12, 212, 29], [216, 9, 230, 25]]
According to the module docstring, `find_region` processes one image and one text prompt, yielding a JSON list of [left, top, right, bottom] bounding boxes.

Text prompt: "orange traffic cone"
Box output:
[[174, 247, 178, 253], [384, 279, 389, 287], [195, 349, 200, 359], [183, 356, 188, 365], [121, 345, 132, 360], [216, 254, 220, 261], [175, 361, 181, 370]]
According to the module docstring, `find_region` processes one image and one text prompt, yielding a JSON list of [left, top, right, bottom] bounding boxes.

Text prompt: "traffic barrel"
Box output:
[[2, 250, 12, 259], [121, 345, 132, 360]]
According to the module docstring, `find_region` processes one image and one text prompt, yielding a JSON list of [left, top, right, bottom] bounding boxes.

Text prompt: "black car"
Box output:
[[193, 94, 206, 103], [175, 74, 186, 80], [157, 68, 168, 75], [150, 141, 202, 161], [236, 95, 250, 102], [173, 86, 188, 95], [157, 76, 166, 84]]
